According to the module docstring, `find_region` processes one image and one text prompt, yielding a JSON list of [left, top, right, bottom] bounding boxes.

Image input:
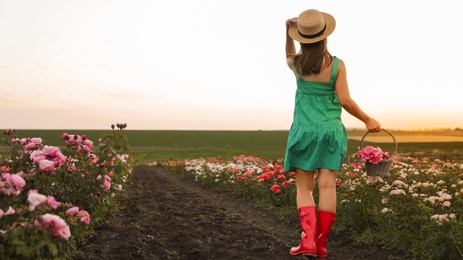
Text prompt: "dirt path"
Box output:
[[75, 165, 406, 260]]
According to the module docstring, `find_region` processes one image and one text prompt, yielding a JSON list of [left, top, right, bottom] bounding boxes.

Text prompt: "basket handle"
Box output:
[[359, 128, 398, 156]]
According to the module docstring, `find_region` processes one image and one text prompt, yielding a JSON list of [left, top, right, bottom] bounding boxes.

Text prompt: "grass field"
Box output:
[[2, 129, 463, 162]]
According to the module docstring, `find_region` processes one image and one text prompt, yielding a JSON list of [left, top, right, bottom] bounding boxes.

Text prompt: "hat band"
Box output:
[[298, 24, 326, 39]]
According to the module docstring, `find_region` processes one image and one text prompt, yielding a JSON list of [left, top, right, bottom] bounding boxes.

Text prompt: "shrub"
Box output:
[[159, 154, 463, 259], [0, 124, 138, 259]]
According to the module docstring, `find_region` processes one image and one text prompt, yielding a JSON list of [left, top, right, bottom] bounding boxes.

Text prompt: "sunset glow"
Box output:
[[1, 1, 462, 130]]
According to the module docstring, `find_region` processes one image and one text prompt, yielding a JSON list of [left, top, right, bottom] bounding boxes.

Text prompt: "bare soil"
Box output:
[[75, 165, 408, 260]]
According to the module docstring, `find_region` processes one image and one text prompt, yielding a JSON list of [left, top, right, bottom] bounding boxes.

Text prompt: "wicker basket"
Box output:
[[359, 129, 398, 177]]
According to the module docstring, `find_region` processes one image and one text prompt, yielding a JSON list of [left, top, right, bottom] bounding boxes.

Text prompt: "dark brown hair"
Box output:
[[294, 39, 333, 76]]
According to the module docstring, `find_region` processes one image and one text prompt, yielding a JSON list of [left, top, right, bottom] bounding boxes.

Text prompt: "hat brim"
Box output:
[[288, 12, 336, 44]]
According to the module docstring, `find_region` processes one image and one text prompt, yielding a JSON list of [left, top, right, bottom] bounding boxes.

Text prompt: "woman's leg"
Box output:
[[317, 168, 338, 212], [290, 168, 317, 256], [316, 168, 338, 259], [294, 168, 315, 208]]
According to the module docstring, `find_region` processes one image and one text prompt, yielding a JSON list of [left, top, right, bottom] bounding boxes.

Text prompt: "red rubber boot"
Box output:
[[316, 210, 336, 259], [289, 206, 316, 256]]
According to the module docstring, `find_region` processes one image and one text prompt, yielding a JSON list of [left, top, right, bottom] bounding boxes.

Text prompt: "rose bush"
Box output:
[[159, 154, 463, 260], [0, 124, 137, 259]]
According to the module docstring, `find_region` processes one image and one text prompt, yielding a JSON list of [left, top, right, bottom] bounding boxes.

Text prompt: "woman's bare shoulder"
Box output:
[[336, 57, 346, 71], [335, 56, 344, 64]]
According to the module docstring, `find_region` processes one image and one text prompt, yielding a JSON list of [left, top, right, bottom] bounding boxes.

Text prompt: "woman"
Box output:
[[284, 9, 381, 259]]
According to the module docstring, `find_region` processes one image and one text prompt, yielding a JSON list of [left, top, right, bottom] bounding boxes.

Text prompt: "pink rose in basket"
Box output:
[[357, 145, 390, 164]]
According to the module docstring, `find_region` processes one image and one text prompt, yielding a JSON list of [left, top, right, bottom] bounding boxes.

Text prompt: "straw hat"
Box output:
[[288, 9, 336, 44]]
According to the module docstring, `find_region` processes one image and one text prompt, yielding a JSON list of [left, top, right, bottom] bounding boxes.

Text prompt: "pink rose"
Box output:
[[67, 163, 77, 172], [38, 160, 55, 173], [28, 192, 47, 211], [103, 180, 111, 190], [54, 153, 67, 166], [384, 152, 391, 159], [25, 143, 38, 151], [0, 173, 25, 196], [76, 210, 91, 225], [31, 138, 42, 145], [46, 196, 58, 209], [19, 138, 29, 145], [8, 174, 26, 189], [358, 146, 385, 164], [28, 189, 39, 195], [66, 206, 79, 216], [89, 154, 98, 163], [84, 139, 93, 148], [4, 206, 15, 215], [41, 213, 71, 240], [61, 133, 69, 140], [30, 150, 45, 163], [66, 134, 82, 146], [42, 145, 60, 157]]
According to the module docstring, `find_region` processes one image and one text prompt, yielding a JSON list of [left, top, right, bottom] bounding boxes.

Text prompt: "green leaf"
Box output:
[[48, 242, 58, 256], [36, 240, 48, 256], [11, 238, 26, 246], [15, 245, 28, 257]]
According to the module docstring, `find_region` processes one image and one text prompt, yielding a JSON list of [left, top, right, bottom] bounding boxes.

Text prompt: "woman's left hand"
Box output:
[[286, 18, 297, 30]]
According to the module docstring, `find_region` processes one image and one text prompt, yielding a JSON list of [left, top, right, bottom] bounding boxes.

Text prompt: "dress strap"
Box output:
[[329, 56, 339, 84], [293, 66, 303, 80]]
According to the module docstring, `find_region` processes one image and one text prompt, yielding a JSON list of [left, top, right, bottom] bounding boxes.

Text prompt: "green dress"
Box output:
[[284, 56, 347, 172]]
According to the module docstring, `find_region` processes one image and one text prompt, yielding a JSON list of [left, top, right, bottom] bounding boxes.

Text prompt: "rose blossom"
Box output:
[[76, 210, 91, 225], [7, 174, 26, 189], [103, 180, 111, 190], [41, 213, 71, 240], [66, 207, 79, 216], [61, 133, 69, 140], [30, 150, 46, 163], [38, 160, 55, 173], [357, 145, 386, 164], [46, 196, 58, 209], [19, 138, 30, 145], [42, 145, 60, 157], [84, 139, 93, 147], [28, 192, 47, 211], [25, 143, 38, 151], [1, 173, 26, 196], [30, 137, 43, 145], [4, 206, 15, 215]]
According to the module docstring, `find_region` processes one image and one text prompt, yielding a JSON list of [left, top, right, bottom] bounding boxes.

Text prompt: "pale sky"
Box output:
[[1, 0, 462, 130]]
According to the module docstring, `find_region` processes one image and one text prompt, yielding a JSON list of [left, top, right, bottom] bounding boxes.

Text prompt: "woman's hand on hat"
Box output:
[[286, 18, 297, 30]]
